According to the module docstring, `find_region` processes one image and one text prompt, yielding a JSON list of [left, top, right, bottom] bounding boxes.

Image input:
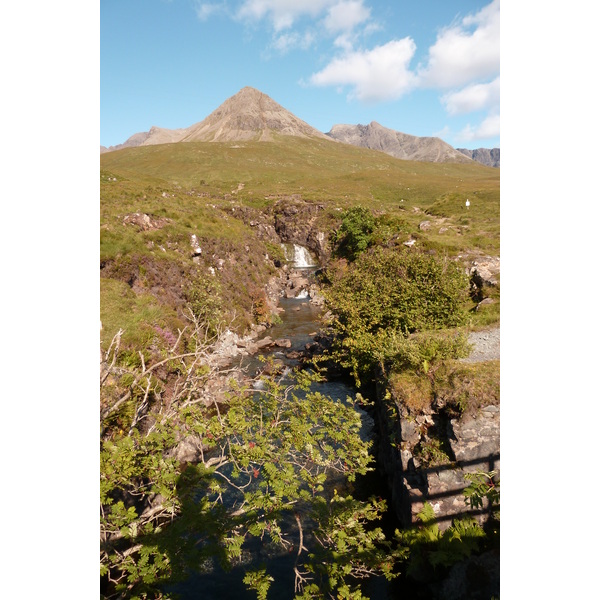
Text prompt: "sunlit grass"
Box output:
[[100, 136, 499, 339]]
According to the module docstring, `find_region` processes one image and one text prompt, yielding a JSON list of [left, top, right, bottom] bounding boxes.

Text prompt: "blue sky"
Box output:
[[101, 0, 500, 149]]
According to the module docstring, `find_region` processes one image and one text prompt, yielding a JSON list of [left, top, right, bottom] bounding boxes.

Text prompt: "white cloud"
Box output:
[[323, 0, 374, 51], [310, 38, 418, 102], [194, 1, 228, 21], [271, 30, 316, 53], [442, 76, 500, 115], [419, 0, 499, 89], [237, 0, 338, 31], [456, 112, 500, 142], [323, 0, 371, 34], [433, 125, 451, 139]]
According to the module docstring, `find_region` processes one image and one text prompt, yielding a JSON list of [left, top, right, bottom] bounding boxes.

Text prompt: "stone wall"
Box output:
[[374, 379, 499, 531]]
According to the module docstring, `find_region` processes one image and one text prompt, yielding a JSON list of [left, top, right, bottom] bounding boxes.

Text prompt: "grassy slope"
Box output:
[[100, 136, 499, 346]]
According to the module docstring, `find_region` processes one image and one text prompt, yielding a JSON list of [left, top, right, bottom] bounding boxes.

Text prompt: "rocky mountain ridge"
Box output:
[[456, 147, 500, 168], [101, 86, 498, 166], [325, 121, 473, 164]]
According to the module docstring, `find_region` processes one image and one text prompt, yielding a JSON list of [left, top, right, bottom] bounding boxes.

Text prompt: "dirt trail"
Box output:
[[461, 328, 500, 363]]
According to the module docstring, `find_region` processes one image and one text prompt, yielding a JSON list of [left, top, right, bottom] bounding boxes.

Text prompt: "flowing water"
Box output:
[[167, 251, 396, 599], [281, 243, 319, 268]]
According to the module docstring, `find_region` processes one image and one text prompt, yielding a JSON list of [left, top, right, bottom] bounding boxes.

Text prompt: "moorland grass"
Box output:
[[100, 136, 500, 345]]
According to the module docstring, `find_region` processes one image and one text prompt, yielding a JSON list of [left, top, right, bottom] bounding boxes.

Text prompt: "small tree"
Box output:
[[100, 313, 395, 599], [334, 206, 376, 261]]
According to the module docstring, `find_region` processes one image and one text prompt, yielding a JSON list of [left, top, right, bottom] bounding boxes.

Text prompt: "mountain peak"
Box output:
[[181, 87, 329, 142]]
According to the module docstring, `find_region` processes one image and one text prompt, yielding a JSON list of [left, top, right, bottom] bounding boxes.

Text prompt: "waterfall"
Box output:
[[282, 243, 318, 268]]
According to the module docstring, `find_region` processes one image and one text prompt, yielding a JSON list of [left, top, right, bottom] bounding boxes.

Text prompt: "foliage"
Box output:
[[184, 275, 225, 336], [413, 438, 451, 467], [321, 247, 469, 386], [294, 493, 401, 599], [396, 503, 486, 583], [333, 206, 376, 261], [100, 318, 394, 599], [463, 471, 500, 512]]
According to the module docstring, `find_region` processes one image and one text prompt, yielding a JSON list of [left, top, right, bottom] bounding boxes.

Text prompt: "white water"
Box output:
[[282, 243, 318, 268]]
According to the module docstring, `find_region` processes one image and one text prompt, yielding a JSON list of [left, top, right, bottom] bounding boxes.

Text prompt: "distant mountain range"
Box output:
[[456, 147, 500, 168], [101, 86, 499, 167], [325, 121, 471, 164]]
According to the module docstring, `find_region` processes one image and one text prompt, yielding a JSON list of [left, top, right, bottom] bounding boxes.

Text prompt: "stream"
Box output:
[[167, 245, 396, 599]]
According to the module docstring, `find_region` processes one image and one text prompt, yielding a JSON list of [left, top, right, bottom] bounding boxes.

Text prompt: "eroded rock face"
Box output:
[[272, 199, 331, 262], [375, 384, 499, 531]]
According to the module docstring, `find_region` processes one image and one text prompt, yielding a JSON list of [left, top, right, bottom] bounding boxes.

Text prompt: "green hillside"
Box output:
[[100, 136, 499, 346], [100, 135, 500, 599]]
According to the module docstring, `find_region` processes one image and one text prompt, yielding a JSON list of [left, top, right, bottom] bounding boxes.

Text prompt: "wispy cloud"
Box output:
[[322, 0, 371, 34], [310, 39, 418, 102], [271, 30, 316, 54], [309, 1, 498, 106], [236, 0, 338, 31], [194, 1, 229, 21], [456, 112, 500, 142], [323, 0, 376, 51]]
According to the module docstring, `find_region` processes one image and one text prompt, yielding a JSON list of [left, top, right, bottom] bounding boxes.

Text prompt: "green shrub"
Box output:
[[333, 205, 375, 260], [322, 247, 470, 385], [326, 247, 468, 335], [413, 437, 451, 467], [184, 275, 224, 335]]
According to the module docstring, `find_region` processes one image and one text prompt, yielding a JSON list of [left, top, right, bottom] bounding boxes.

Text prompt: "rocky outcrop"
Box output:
[[456, 148, 500, 168], [272, 198, 331, 262], [122, 212, 171, 231]]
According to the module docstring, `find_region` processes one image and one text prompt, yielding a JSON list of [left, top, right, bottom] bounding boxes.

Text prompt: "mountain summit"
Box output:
[[181, 87, 330, 142], [101, 87, 329, 152]]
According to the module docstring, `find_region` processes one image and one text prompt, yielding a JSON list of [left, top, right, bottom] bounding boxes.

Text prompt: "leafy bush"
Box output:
[[396, 502, 487, 583], [322, 247, 469, 386], [326, 247, 468, 335], [333, 206, 376, 260], [184, 275, 225, 335]]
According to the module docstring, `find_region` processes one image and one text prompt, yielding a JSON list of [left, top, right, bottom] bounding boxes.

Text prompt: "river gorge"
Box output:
[[164, 244, 499, 599]]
